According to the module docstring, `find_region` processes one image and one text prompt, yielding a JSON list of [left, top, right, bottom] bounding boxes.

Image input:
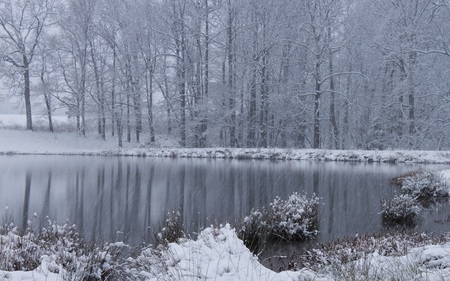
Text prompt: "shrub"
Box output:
[[37, 220, 84, 274], [239, 192, 319, 252], [0, 227, 41, 271], [0, 218, 131, 280], [392, 170, 449, 200], [381, 194, 421, 226], [71, 242, 131, 281], [270, 192, 319, 241], [38, 220, 83, 253], [0, 218, 42, 272]]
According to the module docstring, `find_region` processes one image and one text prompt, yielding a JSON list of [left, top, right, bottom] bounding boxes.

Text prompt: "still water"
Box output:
[[0, 155, 448, 245]]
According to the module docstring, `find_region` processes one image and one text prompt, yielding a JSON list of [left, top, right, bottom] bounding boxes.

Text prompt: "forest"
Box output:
[[1, 0, 450, 150]]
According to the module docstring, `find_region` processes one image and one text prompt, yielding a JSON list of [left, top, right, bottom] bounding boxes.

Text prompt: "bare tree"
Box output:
[[0, 0, 56, 130]]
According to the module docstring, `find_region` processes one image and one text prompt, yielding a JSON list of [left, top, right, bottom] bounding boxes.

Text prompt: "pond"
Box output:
[[0, 155, 448, 247]]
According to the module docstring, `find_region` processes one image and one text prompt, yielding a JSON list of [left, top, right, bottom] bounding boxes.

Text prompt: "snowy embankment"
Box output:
[[2, 224, 450, 281], [1, 129, 450, 163], [135, 224, 322, 281], [153, 226, 450, 281]]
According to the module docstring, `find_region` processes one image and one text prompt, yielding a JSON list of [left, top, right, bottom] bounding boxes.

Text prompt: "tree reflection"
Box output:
[[21, 171, 31, 235], [3, 157, 444, 247]]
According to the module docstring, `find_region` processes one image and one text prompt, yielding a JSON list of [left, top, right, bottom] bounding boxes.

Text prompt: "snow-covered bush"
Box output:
[[127, 246, 166, 278], [270, 192, 319, 241], [69, 242, 131, 281], [381, 194, 421, 226], [239, 192, 319, 252], [38, 220, 83, 254], [0, 218, 131, 280], [0, 224, 41, 271], [393, 169, 449, 200]]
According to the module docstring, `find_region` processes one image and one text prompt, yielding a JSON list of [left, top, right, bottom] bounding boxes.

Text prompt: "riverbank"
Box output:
[[1, 129, 450, 163], [1, 221, 450, 281]]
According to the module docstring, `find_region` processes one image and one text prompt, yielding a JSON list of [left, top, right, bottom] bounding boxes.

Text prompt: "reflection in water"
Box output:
[[21, 171, 31, 235], [0, 156, 448, 245]]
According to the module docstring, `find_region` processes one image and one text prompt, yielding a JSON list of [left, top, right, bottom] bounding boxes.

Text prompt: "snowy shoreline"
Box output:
[[1, 223, 450, 281], [98, 147, 450, 164], [1, 129, 450, 163]]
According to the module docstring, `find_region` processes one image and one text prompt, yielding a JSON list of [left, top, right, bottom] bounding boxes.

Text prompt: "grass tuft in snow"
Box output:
[[299, 232, 449, 271], [239, 208, 269, 254], [156, 210, 185, 246]]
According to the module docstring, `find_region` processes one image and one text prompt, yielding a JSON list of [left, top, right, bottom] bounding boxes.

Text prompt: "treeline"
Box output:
[[1, 0, 450, 149]]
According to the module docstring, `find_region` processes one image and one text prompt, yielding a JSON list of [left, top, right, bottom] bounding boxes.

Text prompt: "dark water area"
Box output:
[[0, 155, 449, 248]]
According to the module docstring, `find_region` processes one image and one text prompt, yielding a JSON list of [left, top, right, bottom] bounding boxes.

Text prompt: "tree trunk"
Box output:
[[80, 42, 87, 137], [247, 6, 258, 148], [133, 55, 142, 144], [146, 67, 155, 143], [259, 50, 269, 148], [178, 44, 187, 147], [328, 26, 338, 149], [127, 92, 131, 143], [313, 59, 321, 149], [200, 0, 209, 147], [40, 69, 53, 133], [408, 53, 416, 146], [23, 56, 33, 131], [111, 47, 116, 137], [90, 41, 105, 140], [227, 7, 236, 147]]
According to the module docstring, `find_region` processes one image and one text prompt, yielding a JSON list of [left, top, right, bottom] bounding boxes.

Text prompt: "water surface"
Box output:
[[0, 155, 448, 245]]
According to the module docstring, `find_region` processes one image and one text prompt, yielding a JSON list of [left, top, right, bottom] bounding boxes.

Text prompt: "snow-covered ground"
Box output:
[[0, 114, 69, 127], [1, 128, 450, 164], [1, 113, 450, 163], [2, 224, 449, 281], [0, 259, 60, 281], [140, 225, 450, 280]]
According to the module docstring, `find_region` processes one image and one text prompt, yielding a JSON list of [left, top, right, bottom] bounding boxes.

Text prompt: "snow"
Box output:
[[137, 224, 327, 281], [439, 170, 450, 184], [132, 224, 450, 280], [1, 128, 450, 164], [0, 114, 69, 127], [148, 224, 450, 281], [0, 258, 60, 281]]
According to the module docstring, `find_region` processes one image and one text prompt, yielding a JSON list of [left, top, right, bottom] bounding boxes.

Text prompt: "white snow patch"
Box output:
[[0, 257, 61, 281], [145, 224, 327, 281], [439, 170, 450, 184]]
